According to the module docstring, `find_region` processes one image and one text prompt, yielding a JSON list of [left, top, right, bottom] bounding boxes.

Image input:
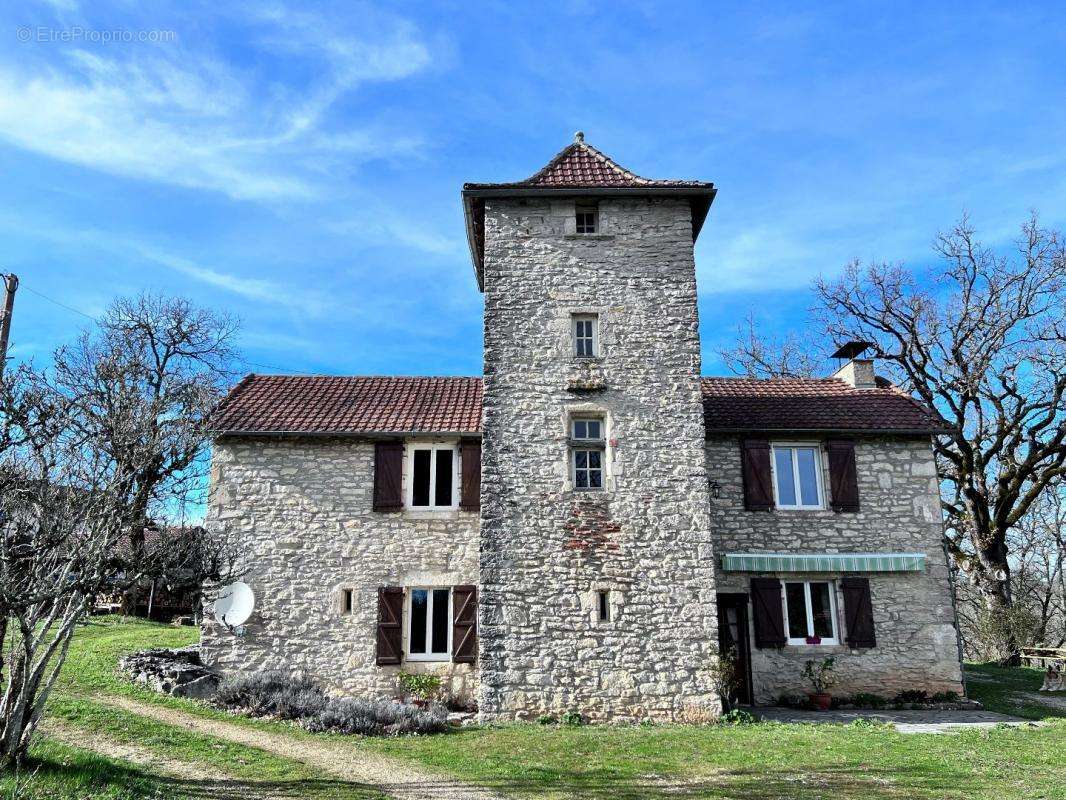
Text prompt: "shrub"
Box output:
[[305, 697, 449, 736], [215, 671, 321, 717], [851, 692, 888, 709], [215, 670, 448, 736], [397, 671, 442, 702], [718, 709, 757, 725], [931, 691, 961, 703], [536, 714, 557, 725], [561, 711, 584, 726], [802, 657, 836, 694], [894, 689, 930, 705]]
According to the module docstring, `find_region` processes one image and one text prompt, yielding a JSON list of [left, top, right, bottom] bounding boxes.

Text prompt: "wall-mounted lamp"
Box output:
[[709, 480, 721, 500]]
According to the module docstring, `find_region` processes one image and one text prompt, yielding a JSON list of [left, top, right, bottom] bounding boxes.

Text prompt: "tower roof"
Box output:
[[461, 133, 716, 289]]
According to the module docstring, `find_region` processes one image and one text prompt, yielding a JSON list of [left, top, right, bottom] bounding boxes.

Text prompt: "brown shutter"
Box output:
[[375, 586, 404, 665], [841, 577, 876, 648], [451, 584, 477, 663], [827, 439, 860, 512], [459, 439, 481, 511], [373, 441, 404, 511], [741, 439, 775, 511], [750, 577, 786, 648]]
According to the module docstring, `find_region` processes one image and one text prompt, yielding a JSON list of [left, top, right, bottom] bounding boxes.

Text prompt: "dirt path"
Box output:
[[94, 693, 509, 800], [41, 718, 303, 799]]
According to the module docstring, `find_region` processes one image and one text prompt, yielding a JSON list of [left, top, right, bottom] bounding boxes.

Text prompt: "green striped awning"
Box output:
[[721, 552, 926, 573]]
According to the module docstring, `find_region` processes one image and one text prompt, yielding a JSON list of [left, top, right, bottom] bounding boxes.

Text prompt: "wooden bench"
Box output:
[[1020, 646, 1066, 669]]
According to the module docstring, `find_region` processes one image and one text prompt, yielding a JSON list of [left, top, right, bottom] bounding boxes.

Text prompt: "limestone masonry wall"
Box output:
[[478, 196, 720, 722], [706, 435, 964, 703], [200, 437, 480, 703]]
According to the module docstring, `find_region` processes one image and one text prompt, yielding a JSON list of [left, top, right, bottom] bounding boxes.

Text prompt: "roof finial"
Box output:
[[574, 130, 584, 143]]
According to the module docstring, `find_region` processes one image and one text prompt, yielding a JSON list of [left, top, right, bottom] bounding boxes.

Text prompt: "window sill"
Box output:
[[563, 233, 615, 241], [404, 655, 451, 663], [402, 508, 461, 521], [782, 643, 846, 653]]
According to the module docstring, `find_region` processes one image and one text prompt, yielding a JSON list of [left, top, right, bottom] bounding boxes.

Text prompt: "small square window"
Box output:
[[572, 418, 603, 441], [598, 590, 610, 622], [576, 204, 598, 234], [572, 314, 599, 358], [570, 416, 605, 490]]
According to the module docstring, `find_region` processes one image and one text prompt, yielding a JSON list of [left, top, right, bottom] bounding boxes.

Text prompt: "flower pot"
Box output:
[[809, 692, 832, 711]]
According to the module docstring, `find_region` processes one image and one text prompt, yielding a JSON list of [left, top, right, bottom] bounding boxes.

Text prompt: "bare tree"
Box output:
[[722, 215, 1066, 662], [0, 294, 242, 767], [719, 313, 824, 379]]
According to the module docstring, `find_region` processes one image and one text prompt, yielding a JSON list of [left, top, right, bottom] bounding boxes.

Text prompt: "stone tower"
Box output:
[[462, 134, 720, 721]]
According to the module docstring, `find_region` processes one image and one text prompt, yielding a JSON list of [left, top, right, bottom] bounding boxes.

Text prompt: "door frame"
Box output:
[[716, 592, 755, 706]]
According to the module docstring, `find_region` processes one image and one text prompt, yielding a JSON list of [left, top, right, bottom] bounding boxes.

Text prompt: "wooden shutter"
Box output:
[[373, 441, 404, 512], [375, 586, 403, 665], [741, 439, 775, 511], [841, 577, 876, 648], [459, 439, 481, 511], [827, 439, 860, 512], [750, 577, 786, 648], [451, 584, 477, 663]]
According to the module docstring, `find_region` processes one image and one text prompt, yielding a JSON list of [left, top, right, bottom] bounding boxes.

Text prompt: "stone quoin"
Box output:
[[201, 135, 965, 720]]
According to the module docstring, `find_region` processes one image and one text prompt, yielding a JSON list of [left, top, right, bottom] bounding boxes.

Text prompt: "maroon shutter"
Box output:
[[373, 441, 404, 512], [459, 439, 481, 511], [827, 439, 860, 512], [841, 577, 876, 648], [741, 439, 775, 511], [451, 585, 477, 663], [376, 586, 403, 665], [750, 577, 786, 648]]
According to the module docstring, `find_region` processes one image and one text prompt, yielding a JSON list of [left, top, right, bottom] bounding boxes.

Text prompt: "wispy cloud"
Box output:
[[0, 3, 433, 201]]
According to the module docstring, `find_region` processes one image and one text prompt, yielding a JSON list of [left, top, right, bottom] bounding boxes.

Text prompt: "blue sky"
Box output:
[[2, 1, 1065, 379]]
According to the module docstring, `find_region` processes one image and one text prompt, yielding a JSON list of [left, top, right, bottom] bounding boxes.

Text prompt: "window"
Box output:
[[570, 417, 605, 490], [783, 581, 839, 645], [406, 443, 457, 509], [572, 314, 599, 357], [407, 587, 451, 661], [575, 204, 598, 234], [341, 588, 354, 615], [598, 590, 611, 622], [772, 444, 824, 509]]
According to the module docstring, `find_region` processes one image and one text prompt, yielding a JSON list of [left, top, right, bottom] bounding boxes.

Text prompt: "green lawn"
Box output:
[[5, 617, 1066, 799]]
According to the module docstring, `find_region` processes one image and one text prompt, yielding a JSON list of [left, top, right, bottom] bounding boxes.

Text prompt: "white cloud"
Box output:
[[0, 4, 433, 201]]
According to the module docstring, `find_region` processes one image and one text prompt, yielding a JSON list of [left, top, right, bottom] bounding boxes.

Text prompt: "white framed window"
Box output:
[[771, 443, 824, 509], [570, 417, 605, 490], [406, 587, 451, 661], [575, 204, 598, 234], [783, 580, 839, 645], [572, 314, 599, 357], [405, 442, 458, 510]]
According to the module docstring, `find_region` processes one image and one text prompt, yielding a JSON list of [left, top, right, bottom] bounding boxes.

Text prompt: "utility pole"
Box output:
[[0, 273, 18, 378]]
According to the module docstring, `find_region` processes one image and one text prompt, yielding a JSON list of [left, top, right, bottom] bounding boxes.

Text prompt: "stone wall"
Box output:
[[200, 437, 480, 704], [706, 435, 964, 703], [479, 196, 720, 722]]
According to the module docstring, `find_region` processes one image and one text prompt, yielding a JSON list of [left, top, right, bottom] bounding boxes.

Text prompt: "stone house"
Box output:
[[201, 135, 965, 720]]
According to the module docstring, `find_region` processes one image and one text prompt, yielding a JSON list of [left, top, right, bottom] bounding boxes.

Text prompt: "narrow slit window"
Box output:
[[342, 588, 354, 615], [598, 591, 610, 622]]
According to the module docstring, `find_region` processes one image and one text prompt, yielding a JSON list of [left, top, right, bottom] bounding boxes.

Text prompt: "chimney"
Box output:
[[830, 341, 877, 389]]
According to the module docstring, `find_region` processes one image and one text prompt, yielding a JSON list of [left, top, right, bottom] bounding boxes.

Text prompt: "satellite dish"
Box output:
[[213, 582, 255, 628]]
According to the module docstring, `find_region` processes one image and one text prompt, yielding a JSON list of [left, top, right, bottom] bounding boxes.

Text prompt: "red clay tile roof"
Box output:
[[464, 136, 713, 190], [212, 375, 482, 435], [700, 377, 950, 434], [213, 374, 947, 437]]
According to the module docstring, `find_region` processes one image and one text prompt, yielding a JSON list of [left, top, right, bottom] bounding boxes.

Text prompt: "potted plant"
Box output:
[[802, 657, 836, 711], [397, 671, 442, 708]]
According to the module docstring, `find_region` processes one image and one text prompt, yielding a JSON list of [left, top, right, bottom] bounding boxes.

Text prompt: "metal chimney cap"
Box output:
[[830, 341, 875, 360]]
